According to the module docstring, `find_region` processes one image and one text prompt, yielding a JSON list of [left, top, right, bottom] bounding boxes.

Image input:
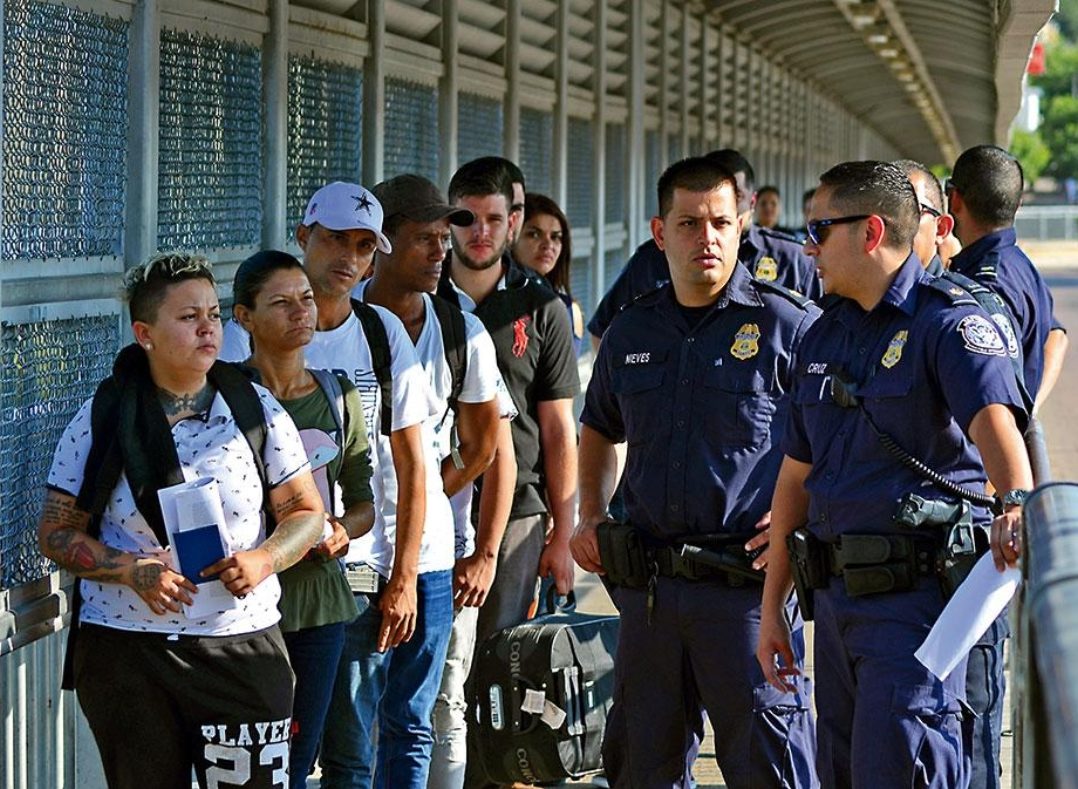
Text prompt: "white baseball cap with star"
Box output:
[[301, 181, 393, 254]]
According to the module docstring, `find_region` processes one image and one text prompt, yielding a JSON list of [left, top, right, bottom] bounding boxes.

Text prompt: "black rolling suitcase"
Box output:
[[469, 589, 619, 784]]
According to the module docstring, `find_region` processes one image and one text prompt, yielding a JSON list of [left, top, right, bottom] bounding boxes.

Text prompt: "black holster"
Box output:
[[786, 528, 829, 620], [596, 520, 652, 589], [893, 493, 985, 599]]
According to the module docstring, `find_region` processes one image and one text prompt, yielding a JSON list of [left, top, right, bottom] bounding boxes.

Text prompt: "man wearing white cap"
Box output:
[[220, 182, 441, 788]]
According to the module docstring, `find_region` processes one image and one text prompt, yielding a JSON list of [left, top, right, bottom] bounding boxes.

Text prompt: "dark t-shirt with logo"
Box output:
[[439, 253, 580, 519]]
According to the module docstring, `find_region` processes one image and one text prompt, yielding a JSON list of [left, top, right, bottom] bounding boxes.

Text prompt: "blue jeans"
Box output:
[[320, 570, 454, 789], [283, 622, 346, 789]]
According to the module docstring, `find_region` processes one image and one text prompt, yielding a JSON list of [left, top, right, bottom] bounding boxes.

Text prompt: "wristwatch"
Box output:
[[1000, 489, 1031, 509]]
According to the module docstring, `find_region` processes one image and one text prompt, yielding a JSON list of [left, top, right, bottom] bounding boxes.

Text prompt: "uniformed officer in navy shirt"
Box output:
[[898, 156, 1022, 789], [947, 144, 1068, 414], [757, 161, 1033, 789], [572, 156, 819, 788], [587, 148, 823, 347]]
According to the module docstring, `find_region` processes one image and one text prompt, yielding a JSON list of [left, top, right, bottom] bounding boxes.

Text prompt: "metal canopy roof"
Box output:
[[710, 0, 1056, 166]]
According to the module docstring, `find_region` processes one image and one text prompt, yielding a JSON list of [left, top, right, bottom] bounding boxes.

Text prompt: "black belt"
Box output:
[[649, 544, 762, 587], [826, 534, 937, 596]]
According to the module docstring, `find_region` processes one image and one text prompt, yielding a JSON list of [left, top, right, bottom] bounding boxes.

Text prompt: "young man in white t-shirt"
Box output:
[[358, 174, 517, 789], [220, 182, 443, 788]]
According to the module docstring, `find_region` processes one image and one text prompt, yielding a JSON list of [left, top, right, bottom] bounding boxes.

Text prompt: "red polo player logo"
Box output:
[[512, 315, 531, 357]]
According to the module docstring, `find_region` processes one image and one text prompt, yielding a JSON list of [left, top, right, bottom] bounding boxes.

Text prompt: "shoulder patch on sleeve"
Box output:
[[958, 314, 1007, 356], [924, 277, 979, 307], [753, 278, 813, 309]]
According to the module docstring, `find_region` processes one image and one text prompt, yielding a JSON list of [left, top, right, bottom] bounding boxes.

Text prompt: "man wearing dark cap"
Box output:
[[353, 174, 516, 789], [321, 175, 510, 789]]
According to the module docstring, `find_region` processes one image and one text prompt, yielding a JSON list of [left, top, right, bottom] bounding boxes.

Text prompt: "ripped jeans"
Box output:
[[428, 605, 479, 789]]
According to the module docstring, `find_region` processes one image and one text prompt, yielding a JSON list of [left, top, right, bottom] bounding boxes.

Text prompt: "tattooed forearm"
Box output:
[[42, 491, 91, 531], [272, 492, 306, 520], [262, 513, 324, 572], [40, 492, 131, 582], [43, 528, 129, 581]]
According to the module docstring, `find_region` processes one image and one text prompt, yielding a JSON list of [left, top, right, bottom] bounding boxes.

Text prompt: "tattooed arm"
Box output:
[[202, 470, 324, 596], [38, 489, 198, 615]]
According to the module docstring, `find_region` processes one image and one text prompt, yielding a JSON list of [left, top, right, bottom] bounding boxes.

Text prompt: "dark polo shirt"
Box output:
[[438, 252, 580, 520]]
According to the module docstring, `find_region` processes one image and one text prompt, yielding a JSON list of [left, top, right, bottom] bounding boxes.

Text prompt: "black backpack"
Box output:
[[350, 295, 467, 436], [62, 361, 271, 690]]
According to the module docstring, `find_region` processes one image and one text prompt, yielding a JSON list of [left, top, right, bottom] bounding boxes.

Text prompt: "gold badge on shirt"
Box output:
[[881, 330, 908, 369], [731, 323, 761, 361], [755, 257, 779, 282]]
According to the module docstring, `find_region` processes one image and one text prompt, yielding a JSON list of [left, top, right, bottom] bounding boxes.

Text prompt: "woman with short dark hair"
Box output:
[[39, 252, 324, 788]]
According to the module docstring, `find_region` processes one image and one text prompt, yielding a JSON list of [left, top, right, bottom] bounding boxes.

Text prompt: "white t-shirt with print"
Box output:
[[47, 385, 310, 636], [357, 283, 512, 561]]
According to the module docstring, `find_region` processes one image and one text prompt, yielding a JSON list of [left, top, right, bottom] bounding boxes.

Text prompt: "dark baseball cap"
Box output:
[[373, 174, 474, 227]]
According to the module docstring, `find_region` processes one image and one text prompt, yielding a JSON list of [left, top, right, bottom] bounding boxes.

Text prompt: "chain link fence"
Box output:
[[566, 117, 594, 228], [287, 55, 363, 238], [519, 108, 553, 197], [2, 0, 128, 261], [0, 317, 120, 589], [384, 78, 439, 183], [158, 30, 263, 252], [458, 93, 503, 167]]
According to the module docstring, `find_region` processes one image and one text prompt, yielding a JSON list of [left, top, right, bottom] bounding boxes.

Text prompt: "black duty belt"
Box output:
[[826, 534, 937, 597], [650, 543, 763, 587]]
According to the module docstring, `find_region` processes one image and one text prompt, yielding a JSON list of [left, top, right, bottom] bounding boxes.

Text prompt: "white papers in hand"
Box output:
[[915, 553, 1021, 680], [158, 477, 237, 620]]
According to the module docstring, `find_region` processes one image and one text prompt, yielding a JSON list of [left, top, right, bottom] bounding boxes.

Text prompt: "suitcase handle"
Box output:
[[541, 580, 577, 616]]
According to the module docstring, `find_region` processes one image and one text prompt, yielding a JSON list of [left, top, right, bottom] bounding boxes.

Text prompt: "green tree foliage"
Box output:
[[1041, 95, 1078, 177], [1028, 34, 1078, 180], [1011, 129, 1052, 182]]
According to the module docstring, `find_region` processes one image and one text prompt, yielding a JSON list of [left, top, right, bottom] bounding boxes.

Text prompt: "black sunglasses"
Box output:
[[920, 203, 942, 218], [805, 214, 872, 245]]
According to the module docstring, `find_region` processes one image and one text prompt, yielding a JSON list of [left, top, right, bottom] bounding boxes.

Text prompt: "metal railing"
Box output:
[[1010, 417, 1078, 789], [1015, 206, 1078, 242]]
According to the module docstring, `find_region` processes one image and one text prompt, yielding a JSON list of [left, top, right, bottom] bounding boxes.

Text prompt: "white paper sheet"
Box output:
[[158, 477, 238, 619], [915, 553, 1021, 680]]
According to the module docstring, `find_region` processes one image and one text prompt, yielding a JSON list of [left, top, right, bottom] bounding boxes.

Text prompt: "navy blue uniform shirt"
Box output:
[[582, 262, 820, 541], [587, 226, 821, 339], [782, 254, 1028, 542], [949, 228, 1060, 397]]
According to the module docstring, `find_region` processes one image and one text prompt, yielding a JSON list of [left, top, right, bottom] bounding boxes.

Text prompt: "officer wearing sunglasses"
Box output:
[[758, 160, 1032, 789]]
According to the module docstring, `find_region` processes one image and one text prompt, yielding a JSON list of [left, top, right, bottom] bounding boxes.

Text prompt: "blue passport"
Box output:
[[173, 525, 226, 585]]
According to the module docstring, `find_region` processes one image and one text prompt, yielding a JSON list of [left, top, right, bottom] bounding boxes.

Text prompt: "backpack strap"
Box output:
[[209, 361, 273, 531], [76, 377, 124, 537], [310, 368, 346, 440], [430, 294, 469, 470], [351, 299, 394, 437], [430, 294, 468, 422], [939, 271, 1033, 412]]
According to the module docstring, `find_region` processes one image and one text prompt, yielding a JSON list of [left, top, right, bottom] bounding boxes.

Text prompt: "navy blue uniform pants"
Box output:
[[603, 577, 817, 789], [813, 576, 973, 789], [966, 614, 1008, 789]]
